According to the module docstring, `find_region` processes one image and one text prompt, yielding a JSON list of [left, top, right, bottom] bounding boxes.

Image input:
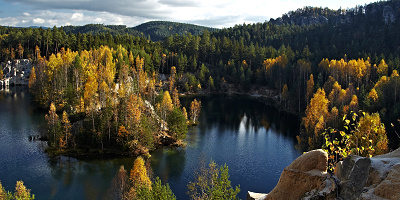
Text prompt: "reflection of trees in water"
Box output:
[[181, 94, 300, 137], [47, 156, 134, 200], [150, 148, 186, 183]]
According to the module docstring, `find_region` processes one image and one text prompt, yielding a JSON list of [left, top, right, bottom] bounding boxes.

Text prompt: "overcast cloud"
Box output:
[[0, 0, 375, 28]]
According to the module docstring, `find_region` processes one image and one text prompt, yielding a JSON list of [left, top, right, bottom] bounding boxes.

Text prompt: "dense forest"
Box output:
[[29, 45, 204, 156], [1, 0, 400, 187]]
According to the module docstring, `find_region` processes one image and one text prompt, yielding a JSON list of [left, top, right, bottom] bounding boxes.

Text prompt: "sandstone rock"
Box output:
[[373, 164, 400, 200], [301, 175, 337, 200], [265, 149, 331, 200], [362, 148, 400, 200], [250, 147, 400, 200], [287, 149, 328, 172]]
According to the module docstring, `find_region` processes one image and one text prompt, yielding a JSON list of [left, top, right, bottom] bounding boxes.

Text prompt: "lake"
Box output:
[[0, 87, 301, 199]]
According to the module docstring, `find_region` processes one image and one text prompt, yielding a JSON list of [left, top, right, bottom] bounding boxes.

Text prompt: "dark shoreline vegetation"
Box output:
[[1, 0, 400, 199]]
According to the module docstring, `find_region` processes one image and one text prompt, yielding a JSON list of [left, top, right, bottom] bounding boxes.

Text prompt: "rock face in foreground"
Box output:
[[264, 149, 336, 200], [334, 148, 400, 200], [247, 148, 400, 200]]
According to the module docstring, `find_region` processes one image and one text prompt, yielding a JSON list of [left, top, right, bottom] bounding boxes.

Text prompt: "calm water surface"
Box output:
[[0, 87, 300, 199]]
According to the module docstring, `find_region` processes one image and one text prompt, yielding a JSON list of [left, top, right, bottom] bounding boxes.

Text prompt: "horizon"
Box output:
[[0, 0, 377, 29]]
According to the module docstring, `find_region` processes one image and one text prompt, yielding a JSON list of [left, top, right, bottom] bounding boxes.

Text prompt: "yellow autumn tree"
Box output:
[[60, 111, 71, 150], [328, 81, 342, 108], [306, 74, 314, 106], [351, 113, 388, 157], [14, 181, 34, 200], [117, 125, 130, 146], [348, 95, 359, 112], [182, 107, 188, 121], [302, 88, 329, 149], [128, 157, 152, 198], [368, 88, 378, 102], [160, 91, 174, 124], [376, 59, 388, 77], [169, 66, 176, 93], [172, 87, 181, 108], [45, 102, 61, 148], [0, 181, 10, 199], [84, 74, 98, 131], [190, 99, 201, 124], [28, 67, 36, 90], [126, 94, 142, 140]]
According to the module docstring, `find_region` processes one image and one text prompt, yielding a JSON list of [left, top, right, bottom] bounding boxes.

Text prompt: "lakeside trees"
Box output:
[[33, 46, 194, 156], [0, 180, 35, 200], [108, 157, 176, 200], [187, 160, 240, 200]]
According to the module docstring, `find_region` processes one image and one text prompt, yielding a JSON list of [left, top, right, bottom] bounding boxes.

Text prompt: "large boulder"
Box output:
[[265, 149, 336, 200], [334, 147, 400, 200], [335, 156, 371, 200]]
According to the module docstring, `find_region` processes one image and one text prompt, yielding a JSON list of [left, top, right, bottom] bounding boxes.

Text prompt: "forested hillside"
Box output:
[[62, 24, 146, 38], [133, 21, 217, 41], [1, 0, 400, 161], [59, 21, 216, 42]]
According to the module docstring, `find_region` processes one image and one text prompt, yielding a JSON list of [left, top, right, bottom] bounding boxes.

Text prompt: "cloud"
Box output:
[[33, 18, 45, 24], [1, 0, 377, 28], [184, 15, 242, 28], [4, 0, 169, 19], [158, 0, 200, 7], [0, 17, 19, 26], [71, 12, 84, 21]]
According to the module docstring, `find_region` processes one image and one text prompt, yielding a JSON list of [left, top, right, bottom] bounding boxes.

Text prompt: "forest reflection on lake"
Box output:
[[0, 88, 300, 200]]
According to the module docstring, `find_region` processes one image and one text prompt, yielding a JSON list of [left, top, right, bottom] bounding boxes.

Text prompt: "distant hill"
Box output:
[[132, 21, 217, 41], [62, 24, 146, 37], [61, 21, 217, 42]]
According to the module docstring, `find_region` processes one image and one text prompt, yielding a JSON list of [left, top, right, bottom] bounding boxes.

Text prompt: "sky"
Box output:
[[0, 0, 376, 28]]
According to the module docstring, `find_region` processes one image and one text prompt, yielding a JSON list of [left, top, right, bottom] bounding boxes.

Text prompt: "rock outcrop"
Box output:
[[335, 156, 371, 200], [1, 59, 33, 88], [263, 149, 336, 200], [359, 148, 400, 200], [270, 1, 400, 26], [247, 148, 400, 200]]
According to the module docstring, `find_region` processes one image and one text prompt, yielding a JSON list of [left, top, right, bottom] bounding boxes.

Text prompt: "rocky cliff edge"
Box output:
[[248, 148, 400, 200]]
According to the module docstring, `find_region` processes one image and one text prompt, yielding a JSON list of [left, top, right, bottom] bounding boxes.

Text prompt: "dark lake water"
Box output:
[[0, 87, 301, 200]]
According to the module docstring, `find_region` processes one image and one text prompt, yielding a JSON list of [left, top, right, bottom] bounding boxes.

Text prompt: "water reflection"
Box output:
[[151, 148, 186, 182], [181, 94, 300, 146], [0, 87, 136, 200], [151, 94, 301, 200], [0, 89, 300, 200]]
